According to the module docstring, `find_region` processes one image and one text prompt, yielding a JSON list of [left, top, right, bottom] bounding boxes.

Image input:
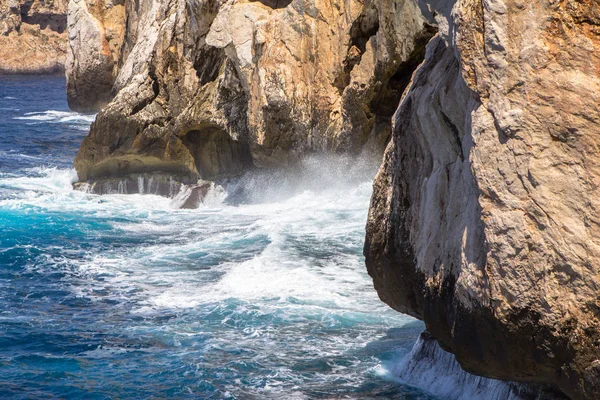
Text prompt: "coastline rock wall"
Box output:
[[0, 0, 67, 74], [68, 0, 435, 190], [68, 0, 600, 398], [395, 332, 567, 400], [365, 1, 600, 399]]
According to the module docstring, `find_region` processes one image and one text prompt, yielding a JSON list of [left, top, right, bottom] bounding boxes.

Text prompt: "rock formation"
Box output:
[[0, 0, 67, 74], [65, 0, 126, 111], [68, 0, 600, 398], [68, 0, 435, 192], [364, 1, 600, 399]]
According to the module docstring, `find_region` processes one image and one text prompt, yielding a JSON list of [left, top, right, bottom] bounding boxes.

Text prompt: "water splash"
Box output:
[[382, 332, 565, 400]]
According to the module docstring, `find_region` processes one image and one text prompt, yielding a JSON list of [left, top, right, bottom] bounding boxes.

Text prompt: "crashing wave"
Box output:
[[13, 110, 96, 124]]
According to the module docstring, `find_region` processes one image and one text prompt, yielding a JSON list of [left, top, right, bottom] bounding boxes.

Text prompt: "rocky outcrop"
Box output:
[[68, 0, 435, 192], [65, 0, 126, 111], [69, 0, 600, 397], [0, 0, 67, 74], [365, 1, 600, 399]]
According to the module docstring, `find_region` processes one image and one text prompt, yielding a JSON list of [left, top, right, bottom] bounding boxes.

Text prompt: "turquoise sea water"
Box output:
[[0, 76, 435, 399]]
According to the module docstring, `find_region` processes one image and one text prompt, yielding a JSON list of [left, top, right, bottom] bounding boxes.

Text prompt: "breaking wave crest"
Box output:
[[13, 110, 96, 125]]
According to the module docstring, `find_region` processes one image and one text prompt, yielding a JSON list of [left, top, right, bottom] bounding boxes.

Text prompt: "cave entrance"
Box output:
[[183, 125, 252, 180]]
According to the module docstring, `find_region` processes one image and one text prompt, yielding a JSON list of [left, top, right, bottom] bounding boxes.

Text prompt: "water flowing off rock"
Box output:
[[65, 0, 600, 398]]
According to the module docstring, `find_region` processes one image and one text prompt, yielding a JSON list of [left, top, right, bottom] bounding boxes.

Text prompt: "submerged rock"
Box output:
[[170, 181, 213, 209], [0, 0, 67, 74], [365, 1, 600, 399]]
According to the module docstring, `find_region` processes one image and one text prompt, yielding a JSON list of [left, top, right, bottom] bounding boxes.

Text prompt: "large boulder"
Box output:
[[365, 1, 600, 399]]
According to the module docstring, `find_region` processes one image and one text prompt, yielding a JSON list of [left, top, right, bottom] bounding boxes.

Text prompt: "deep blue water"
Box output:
[[0, 76, 434, 399]]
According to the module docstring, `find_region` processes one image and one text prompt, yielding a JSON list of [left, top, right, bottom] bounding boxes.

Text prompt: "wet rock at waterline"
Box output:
[[170, 181, 215, 209], [73, 175, 217, 209], [394, 332, 567, 400]]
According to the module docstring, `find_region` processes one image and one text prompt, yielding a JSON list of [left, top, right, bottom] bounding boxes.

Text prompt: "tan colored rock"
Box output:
[[66, 0, 126, 111], [0, 0, 21, 35], [365, 0, 600, 399], [67, 0, 600, 397], [70, 0, 434, 193], [0, 0, 67, 74]]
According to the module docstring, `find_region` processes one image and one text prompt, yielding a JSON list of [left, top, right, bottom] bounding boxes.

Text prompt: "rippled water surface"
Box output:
[[0, 76, 434, 399]]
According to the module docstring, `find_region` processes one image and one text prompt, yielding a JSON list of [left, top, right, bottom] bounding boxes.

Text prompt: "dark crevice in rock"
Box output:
[[20, 12, 67, 33], [440, 109, 464, 161], [250, 0, 293, 9], [370, 23, 437, 119], [182, 124, 253, 180], [131, 64, 160, 115], [194, 46, 226, 85], [349, 8, 379, 54], [356, 23, 436, 150]]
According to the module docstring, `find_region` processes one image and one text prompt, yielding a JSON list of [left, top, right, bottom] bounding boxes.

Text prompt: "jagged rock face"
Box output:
[[66, 0, 126, 111], [0, 0, 67, 74], [365, 1, 600, 399], [69, 0, 435, 191], [69, 0, 600, 397]]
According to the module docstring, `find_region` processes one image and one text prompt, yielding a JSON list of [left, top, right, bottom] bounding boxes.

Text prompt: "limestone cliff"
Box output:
[[68, 0, 600, 398], [364, 1, 600, 399], [68, 0, 434, 192], [0, 0, 67, 74]]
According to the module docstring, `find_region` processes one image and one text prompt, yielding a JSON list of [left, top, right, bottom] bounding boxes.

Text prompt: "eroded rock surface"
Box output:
[[69, 0, 435, 192], [69, 0, 600, 397], [66, 0, 126, 111], [0, 0, 67, 74], [365, 1, 600, 399]]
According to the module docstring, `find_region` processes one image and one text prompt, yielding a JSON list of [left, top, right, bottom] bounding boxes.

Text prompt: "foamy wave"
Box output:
[[0, 167, 77, 194], [1, 156, 408, 327], [13, 110, 96, 124]]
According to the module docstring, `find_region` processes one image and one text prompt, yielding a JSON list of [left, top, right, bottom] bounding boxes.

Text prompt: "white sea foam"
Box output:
[[1, 158, 424, 398], [13, 110, 96, 125], [0, 167, 77, 194], [0, 159, 401, 320], [0, 151, 41, 160]]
